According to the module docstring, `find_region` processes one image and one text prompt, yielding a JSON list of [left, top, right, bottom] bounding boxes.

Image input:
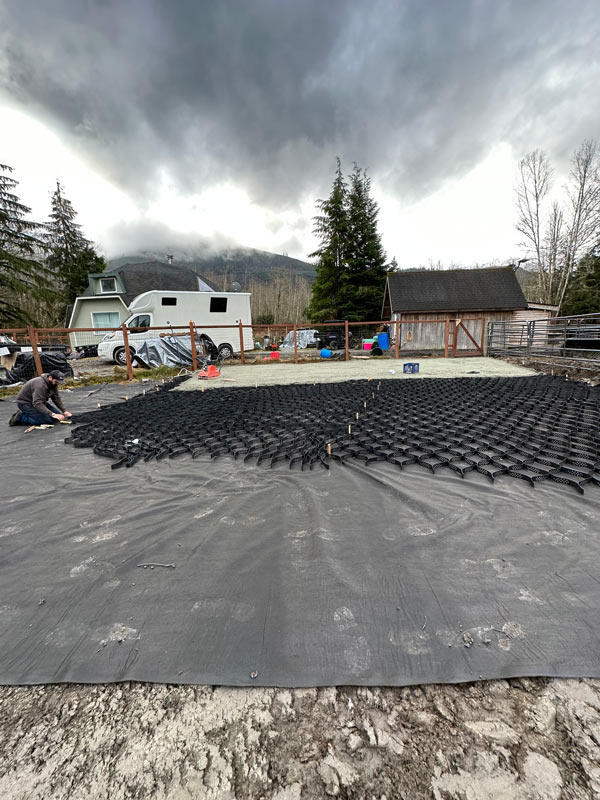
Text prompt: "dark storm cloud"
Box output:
[[1, 0, 599, 211]]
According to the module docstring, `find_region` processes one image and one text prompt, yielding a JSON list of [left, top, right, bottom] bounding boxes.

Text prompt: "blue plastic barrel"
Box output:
[[320, 348, 333, 358], [377, 332, 389, 350]]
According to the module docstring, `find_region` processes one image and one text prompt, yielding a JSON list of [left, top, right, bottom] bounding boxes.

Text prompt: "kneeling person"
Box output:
[[11, 370, 72, 426]]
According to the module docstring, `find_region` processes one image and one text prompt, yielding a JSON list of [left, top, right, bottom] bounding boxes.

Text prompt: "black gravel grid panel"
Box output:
[[65, 375, 600, 494]]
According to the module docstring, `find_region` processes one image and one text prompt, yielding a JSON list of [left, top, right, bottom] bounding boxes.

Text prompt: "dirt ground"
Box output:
[[501, 355, 600, 385], [2, 355, 598, 800], [2, 678, 599, 799]]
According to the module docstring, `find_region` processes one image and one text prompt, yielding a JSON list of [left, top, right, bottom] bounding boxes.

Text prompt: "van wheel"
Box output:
[[114, 346, 135, 366], [218, 343, 234, 359]]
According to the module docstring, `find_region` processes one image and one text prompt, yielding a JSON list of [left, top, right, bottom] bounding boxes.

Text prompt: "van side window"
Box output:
[[128, 315, 150, 328], [210, 297, 228, 313], [161, 297, 177, 306]]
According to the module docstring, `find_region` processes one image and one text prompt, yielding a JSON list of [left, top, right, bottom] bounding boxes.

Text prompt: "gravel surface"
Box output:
[[178, 356, 536, 391]]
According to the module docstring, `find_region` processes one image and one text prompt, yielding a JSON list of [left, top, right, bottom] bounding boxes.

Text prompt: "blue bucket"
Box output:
[[320, 348, 333, 359], [377, 332, 389, 351]]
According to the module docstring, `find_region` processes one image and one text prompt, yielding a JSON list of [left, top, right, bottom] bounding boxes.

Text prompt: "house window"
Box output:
[[92, 311, 121, 330], [161, 297, 177, 306], [99, 277, 117, 293], [210, 297, 228, 313]]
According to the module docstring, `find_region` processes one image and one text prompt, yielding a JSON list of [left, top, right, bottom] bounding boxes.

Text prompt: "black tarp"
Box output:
[[6, 351, 74, 383], [1, 379, 600, 687]]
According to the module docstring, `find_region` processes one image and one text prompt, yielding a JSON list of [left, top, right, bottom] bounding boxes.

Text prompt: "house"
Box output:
[[381, 266, 558, 353], [68, 260, 216, 350]]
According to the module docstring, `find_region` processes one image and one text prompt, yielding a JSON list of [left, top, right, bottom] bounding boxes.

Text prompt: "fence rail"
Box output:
[[1, 315, 486, 382], [488, 313, 600, 363]]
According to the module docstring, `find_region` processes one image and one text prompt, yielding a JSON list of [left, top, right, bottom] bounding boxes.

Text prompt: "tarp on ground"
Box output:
[[280, 329, 318, 349], [135, 335, 217, 368], [1, 380, 600, 687], [5, 351, 74, 384]]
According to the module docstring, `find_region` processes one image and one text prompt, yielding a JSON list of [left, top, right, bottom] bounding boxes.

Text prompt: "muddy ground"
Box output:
[[2, 678, 600, 799], [501, 355, 600, 385]]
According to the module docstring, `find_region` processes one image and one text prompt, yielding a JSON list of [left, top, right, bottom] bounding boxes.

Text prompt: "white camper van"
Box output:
[[97, 290, 253, 365]]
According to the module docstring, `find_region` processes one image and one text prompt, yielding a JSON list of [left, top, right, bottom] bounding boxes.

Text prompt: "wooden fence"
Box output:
[[0, 316, 486, 382]]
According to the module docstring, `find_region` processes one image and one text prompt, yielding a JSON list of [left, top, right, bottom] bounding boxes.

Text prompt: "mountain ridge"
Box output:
[[108, 247, 316, 287]]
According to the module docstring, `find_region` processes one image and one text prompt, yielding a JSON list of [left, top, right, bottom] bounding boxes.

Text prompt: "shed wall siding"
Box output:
[[508, 309, 554, 345], [392, 310, 511, 352]]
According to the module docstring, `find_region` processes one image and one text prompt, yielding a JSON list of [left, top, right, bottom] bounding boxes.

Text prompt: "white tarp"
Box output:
[[280, 329, 318, 349]]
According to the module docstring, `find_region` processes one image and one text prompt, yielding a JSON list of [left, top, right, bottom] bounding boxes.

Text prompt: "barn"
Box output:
[[381, 266, 557, 354]]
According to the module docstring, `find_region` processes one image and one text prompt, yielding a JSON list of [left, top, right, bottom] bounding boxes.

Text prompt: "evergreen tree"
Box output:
[[306, 159, 386, 322], [562, 251, 600, 315], [342, 164, 387, 320], [45, 180, 105, 304], [0, 163, 52, 325], [305, 158, 349, 322]]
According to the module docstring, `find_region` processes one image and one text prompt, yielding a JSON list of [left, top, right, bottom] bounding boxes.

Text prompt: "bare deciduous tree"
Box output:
[[516, 141, 600, 308]]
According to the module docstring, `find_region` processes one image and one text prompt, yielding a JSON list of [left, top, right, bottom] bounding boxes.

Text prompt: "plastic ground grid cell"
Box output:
[[65, 375, 600, 495]]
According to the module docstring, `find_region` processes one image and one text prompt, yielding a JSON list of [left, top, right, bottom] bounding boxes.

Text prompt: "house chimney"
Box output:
[[166, 254, 173, 264]]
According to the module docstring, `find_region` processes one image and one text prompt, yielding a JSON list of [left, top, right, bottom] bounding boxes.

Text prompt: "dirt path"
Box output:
[[1, 678, 599, 799]]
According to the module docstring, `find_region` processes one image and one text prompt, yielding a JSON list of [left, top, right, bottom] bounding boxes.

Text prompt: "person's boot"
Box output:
[[9, 410, 22, 426]]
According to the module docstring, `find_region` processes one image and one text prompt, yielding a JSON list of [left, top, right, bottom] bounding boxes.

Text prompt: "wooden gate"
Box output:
[[445, 318, 485, 357]]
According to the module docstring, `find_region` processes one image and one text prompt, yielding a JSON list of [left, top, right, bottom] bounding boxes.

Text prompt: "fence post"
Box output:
[[121, 323, 134, 381], [189, 321, 198, 371], [293, 324, 298, 364], [527, 321, 533, 357], [480, 317, 486, 355], [394, 318, 400, 359], [444, 317, 450, 358], [27, 326, 43, 376], [344, 320, 349, 361], [452, 319, 459, 357], [238, 321, 245, 364]]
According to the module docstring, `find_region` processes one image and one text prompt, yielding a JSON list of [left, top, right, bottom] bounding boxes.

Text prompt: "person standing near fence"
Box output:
[[9, 371, 72, 427]]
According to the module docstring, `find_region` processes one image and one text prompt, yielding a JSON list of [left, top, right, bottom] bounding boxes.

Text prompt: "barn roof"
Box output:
[[385, 266, 528, 314]]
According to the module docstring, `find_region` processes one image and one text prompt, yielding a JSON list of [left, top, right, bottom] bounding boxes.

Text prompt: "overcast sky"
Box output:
[[1, 0, 599, 267]]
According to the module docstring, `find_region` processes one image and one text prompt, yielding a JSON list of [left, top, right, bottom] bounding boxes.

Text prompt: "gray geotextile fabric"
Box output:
[[1, 381, 600, 687]]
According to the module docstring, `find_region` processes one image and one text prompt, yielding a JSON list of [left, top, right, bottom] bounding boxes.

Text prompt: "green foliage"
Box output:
[[306, 158, 349, 322], [306, 159, 386, 322], [44, 180, 106, 305], [0, 164, 54, 326], [256, 312, 275, 325], [561, 252, 600, 315]]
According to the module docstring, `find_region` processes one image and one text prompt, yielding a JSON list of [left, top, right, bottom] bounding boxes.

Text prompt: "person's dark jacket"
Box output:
[[16, 374, 65, 416]]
